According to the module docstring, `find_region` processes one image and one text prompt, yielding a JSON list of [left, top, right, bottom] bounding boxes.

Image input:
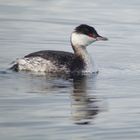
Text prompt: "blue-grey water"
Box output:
[[0, 0, 140, 140]]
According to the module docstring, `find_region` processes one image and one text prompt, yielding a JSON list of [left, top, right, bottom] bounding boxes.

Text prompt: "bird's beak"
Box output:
[[96, 35, 108, 41]]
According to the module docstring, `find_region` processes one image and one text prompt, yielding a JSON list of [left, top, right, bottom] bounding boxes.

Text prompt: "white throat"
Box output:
[[80, 48, 94, 73], [71, 32, 97, 73]]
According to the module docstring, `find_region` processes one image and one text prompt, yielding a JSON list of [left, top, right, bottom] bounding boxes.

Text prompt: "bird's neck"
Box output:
[[72, 45, 88, 58], [72, 45, 93, 72]]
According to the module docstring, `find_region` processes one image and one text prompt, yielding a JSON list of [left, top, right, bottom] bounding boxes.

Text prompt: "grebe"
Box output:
[[11, 24, 108, 74]]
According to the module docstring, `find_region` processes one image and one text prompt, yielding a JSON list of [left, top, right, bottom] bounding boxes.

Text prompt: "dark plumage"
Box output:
[[25, 50, 73, 68], [75, 24, 99, 38], [25, 50, 85, 73]]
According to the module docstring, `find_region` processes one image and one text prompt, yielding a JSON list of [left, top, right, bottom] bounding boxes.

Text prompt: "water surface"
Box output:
[[0, 0, 140, 140]]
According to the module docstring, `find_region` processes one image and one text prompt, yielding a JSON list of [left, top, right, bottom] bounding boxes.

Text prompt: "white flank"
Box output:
[[16, 57, 67, 73]]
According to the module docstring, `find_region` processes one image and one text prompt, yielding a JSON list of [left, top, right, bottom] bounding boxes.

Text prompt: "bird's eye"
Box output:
[[88, 33, 94, 38]]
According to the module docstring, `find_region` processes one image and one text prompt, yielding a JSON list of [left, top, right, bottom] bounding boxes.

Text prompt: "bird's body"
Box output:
[[11, 24, 108, 74]]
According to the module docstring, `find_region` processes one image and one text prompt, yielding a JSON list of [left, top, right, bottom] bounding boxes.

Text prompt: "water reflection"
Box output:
[[71, 75, 100, 125], [19, 72, 101, 125]]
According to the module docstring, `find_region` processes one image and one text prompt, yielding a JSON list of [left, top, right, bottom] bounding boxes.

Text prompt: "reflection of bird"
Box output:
[[71, 75, 99, 125], [11, 24, 107, 74]]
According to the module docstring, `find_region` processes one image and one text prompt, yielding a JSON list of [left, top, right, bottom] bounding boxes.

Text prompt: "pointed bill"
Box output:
[[96, 36, 108, 41]]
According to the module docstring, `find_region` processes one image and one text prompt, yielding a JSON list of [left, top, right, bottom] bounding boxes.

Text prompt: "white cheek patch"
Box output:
[[71, 32, 96, 47]]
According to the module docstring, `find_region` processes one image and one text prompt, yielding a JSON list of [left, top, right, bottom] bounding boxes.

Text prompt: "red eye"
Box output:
[[88, 33, 94, 38]]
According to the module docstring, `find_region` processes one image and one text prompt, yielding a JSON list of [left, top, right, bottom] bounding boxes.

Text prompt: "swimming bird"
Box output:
[[11, 24, 108, 74]]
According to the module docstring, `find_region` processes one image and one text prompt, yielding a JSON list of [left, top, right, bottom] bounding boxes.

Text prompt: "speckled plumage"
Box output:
[[11, 50, 86, 74]]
